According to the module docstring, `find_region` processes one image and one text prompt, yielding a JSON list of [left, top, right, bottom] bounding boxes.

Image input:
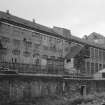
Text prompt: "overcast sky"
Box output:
[[0, 0, 105, 37]]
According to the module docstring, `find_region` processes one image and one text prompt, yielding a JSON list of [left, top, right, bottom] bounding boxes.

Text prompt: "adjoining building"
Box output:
[[83, 32, 105, 44]]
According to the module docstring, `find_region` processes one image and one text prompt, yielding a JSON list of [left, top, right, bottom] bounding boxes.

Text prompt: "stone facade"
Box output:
[[0, 22, 70, 63], [0, 76, 105, 101]]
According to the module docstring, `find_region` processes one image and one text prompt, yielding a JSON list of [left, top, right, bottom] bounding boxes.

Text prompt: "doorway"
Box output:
[[80, 85, 86, 96]]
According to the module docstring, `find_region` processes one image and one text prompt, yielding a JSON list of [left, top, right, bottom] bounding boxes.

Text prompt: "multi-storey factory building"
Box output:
[[0, 11, 105, 101], [0, 11, 71, 75], [0, 11, 105, 76]]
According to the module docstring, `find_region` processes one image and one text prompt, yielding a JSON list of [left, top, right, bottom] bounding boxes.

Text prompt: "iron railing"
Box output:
[[0, 62, 64, 75], [0, 62, 92, 79]]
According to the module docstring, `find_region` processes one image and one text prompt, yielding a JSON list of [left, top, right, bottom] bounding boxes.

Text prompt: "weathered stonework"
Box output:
[[1, 76, 105, 102]]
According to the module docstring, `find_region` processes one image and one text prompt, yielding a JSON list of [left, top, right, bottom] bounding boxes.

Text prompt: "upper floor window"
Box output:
[[84, 46, 90, 57], [103, 51, 105, 62], [12, 49, 20, 55], [13, 27, 20, 36], [23, 38, 32, 48], [90, 47, 94, 58], [1, 36, 10, 43], [26, 41, 32, 48], [57, 39, 62, 43], [0, 24, 10, 34], [13, 39, 20, 47], [99, 49, 102, 61], [95, 48, 98, 58], [0, 40, 3, 48], [32, 32, 42, 39], [23, 51, 31, 57], [33, 43, 40, 49], [11, 58, 17, 63], [0, 36, 10, 48], [43, 35, 47, 40]]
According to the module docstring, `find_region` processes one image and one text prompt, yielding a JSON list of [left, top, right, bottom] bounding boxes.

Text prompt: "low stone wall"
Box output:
[[0, 76, 105, 101], [9, 78, 62, 100], [0, 79, 10, 101]]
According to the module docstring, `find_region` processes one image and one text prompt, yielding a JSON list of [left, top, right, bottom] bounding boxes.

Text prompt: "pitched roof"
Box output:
[[71, 35, 105, 50], [0, 11, 60, 38], [88, 32, 104, 39]]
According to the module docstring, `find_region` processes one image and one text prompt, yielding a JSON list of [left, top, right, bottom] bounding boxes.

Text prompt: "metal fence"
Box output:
[[0, 62, 64, 75]]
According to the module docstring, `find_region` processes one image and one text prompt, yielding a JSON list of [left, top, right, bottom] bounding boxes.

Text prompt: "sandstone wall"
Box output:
[[0, 77, 105, 101]]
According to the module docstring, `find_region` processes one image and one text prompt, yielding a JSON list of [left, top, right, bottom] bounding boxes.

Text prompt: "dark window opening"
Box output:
[[102, 73, 105, 78], [15, 58, 17, 63], [66, 59, 71, 63], [12, 58, 14, 63], [23, 38, 26, 42], [0, 40, 3, 48]]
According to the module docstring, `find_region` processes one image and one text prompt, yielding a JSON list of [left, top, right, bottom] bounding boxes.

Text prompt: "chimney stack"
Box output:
[[53, 26, 71, 38], [32, 18, 35, 23], [6, 10, 10, 14]]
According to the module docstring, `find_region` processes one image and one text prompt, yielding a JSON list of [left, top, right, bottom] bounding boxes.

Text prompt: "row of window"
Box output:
[[0, 36, 65, 55], [1, 38, 66, 57], [4, 57, 64, 65], [1, 22, 68, 45], [12, 49, 35, 57], [11, 49, 63, 59], [1, 23, 64, 45], [0, 23, 71, 55], [86, 62, 104, 75], [78, 60, 105, 75], [90, 47, 105, 62]]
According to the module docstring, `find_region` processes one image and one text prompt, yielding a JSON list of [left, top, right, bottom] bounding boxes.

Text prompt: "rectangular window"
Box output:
[[102, 73, 105, 78], [23, 51, 31, 57], [0, 24, 10, 34], [90, 47, 94, 58], [1, 36, 10, 48], [91, 63, 94, 74], [15, 58, 17, 63], [87, 62, 90, 75], [94, 48, 96, 58], [95, 48, 98, 60], [43, 35, 47, 40], [26, 41, 32, 48], [12, 49, 20, 55], [95, 63, 98, 73], [99, 49, 102, 61], [1, 36, 10, 43], [103, 64, 105, 68], [101, 50, 103, 62], [103, 51, 105, 63], [23, 38, 32, 48], [13, 28, 20, 36], [13, 39, 20, 47], [99, 64, 102, 71]]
